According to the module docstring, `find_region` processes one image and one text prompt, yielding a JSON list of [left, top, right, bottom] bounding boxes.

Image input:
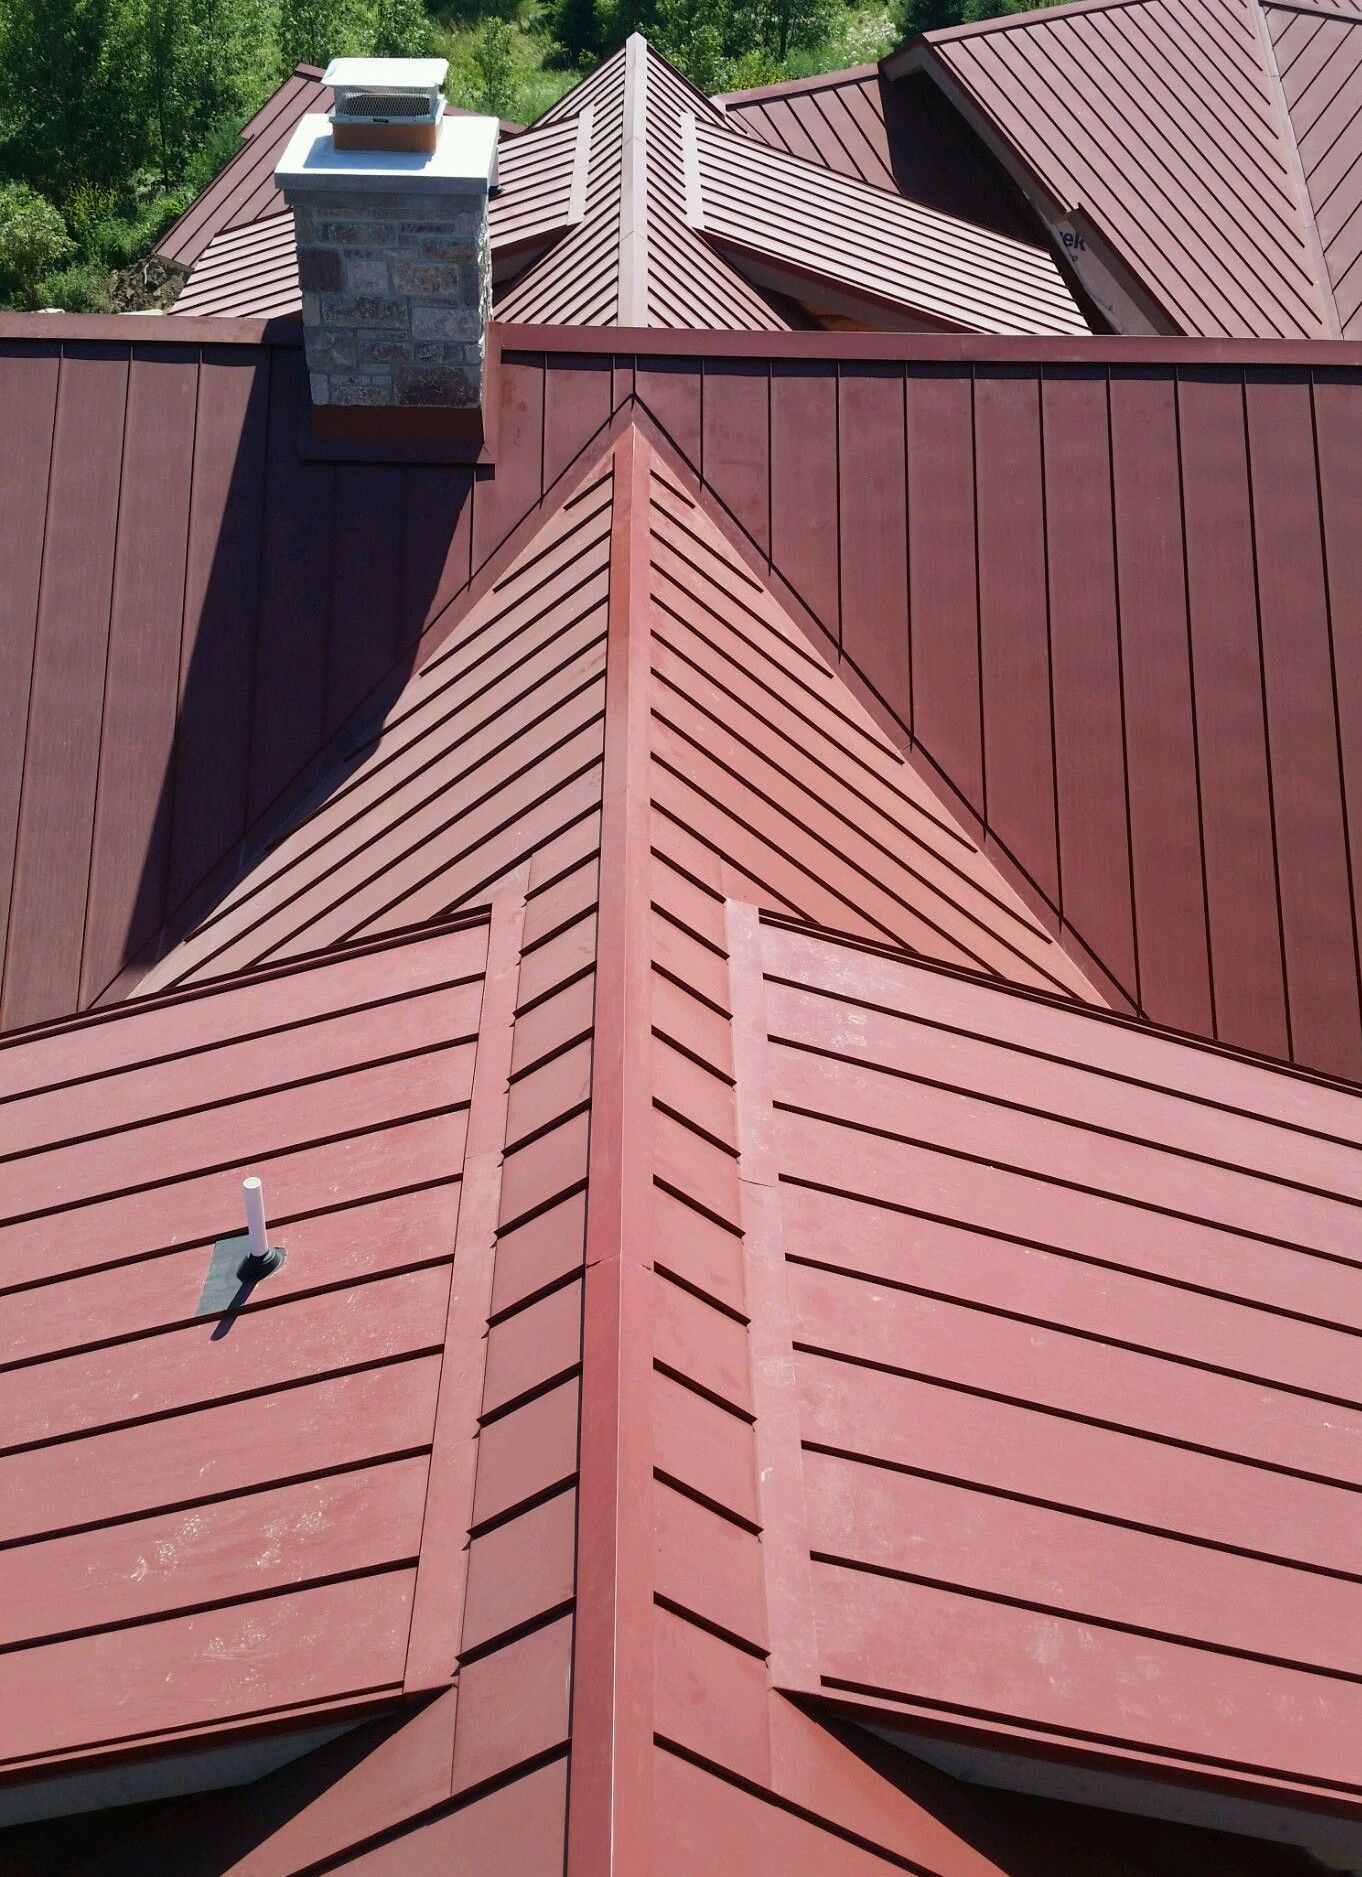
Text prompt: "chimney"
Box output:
[[274, 58, 497, 431]]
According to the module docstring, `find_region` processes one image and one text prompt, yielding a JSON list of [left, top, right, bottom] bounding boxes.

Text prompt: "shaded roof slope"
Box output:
[[7, 321, 1362, 1083], [894, 0, 1341, 337], [717, 65, 900, 188], [0, 324, 624, 1035]]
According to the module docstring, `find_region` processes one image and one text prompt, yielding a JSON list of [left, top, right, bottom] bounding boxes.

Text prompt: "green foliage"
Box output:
[[472, 18, 518, 111], [0, 0, 145, 199], [0, 0, 941, 312], [0, 182, 76, 301], [897, 0, 1062, 38], [278, 0, 359, 68], [373, 0, 435, 54], [31, 260, 115, 310]]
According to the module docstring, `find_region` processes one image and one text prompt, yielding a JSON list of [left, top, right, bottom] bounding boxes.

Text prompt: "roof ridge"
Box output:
[[618, 35, 650, 324], [1252, 0, 1343, 335]]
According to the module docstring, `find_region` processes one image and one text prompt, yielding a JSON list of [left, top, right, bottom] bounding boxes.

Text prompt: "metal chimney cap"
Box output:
[[321, 56, 449, 90]]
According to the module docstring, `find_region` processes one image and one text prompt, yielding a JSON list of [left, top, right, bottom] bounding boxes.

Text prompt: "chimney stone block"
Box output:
[[297, 246, 344, 293]]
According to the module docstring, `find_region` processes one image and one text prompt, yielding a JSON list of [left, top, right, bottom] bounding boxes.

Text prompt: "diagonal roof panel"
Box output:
[[135, 423, 1102, 1004], [717, 65, 900, 189], [156, 66, 522, 271], [685, 110, 1087, 333], [1266, 0, 1362, 332], [896, 0, 1336, 337]]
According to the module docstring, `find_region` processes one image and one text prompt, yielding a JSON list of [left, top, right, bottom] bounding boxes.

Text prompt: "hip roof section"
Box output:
[[165, 35, 1084, 334], [896, 0, 1349, 337]]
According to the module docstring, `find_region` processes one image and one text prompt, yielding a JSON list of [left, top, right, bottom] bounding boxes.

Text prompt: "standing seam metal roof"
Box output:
[[901, 0, 1353, 337]]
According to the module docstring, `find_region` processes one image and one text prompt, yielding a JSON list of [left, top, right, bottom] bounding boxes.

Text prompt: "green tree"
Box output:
[[757, 0, 834, 61], [897, 0, 1063, 36], [373, 0, 434, 57], [472, 19, 518, 116], [0, 0, 143, 200], [0, 182, 76, 300], [278, 0, 360, 72], [546, 0, 604, 65], [135, 0, 263, 187]]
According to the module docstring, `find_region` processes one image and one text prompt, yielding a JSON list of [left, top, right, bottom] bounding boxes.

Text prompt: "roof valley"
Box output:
[[1253, 0, 1344, 332]]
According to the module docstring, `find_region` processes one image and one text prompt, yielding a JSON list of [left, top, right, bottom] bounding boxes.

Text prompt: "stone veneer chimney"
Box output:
[[274, 59, 498, 417]]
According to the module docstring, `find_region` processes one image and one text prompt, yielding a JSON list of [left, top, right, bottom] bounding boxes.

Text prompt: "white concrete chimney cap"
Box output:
[[322, 56, 449, 89], [275, 111, 498, 194]]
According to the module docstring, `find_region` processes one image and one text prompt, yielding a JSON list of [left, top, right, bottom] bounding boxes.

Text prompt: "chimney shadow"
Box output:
[[118, 327, 475, 990]]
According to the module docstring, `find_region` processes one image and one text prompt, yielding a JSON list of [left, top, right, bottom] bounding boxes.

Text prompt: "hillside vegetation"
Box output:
[[0, 0, 1056, 311]]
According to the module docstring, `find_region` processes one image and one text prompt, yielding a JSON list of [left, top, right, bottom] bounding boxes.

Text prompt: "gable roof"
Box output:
[[893, 0, 1362, 337]]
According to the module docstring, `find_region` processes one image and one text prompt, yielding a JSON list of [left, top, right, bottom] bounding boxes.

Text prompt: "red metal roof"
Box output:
[[133, 427, 1098, 999], [761, 918, 1362, 1811], [166, 37, 1081, 334], [1266, 0, 1362, 332], [172, 113, 591, 320], [895, 0, 1356, 337], [685, 110, 1086, 332], [717, 65, 900, 189], [156, 69, 521, 272], [0, 917, 493, 1776], [3, 315, 1358, 1871], [6, 323, 1362, 1081]]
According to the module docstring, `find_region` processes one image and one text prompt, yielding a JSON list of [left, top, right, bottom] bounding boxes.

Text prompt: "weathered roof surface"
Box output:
[[686, 109, 1086, 332], [754, 916, 1362, 1829], [0, 916, 491, 1775], [895, 0, 1350, 337], [172, 113, 591, 320], [1267, 0, 1362, 332]]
